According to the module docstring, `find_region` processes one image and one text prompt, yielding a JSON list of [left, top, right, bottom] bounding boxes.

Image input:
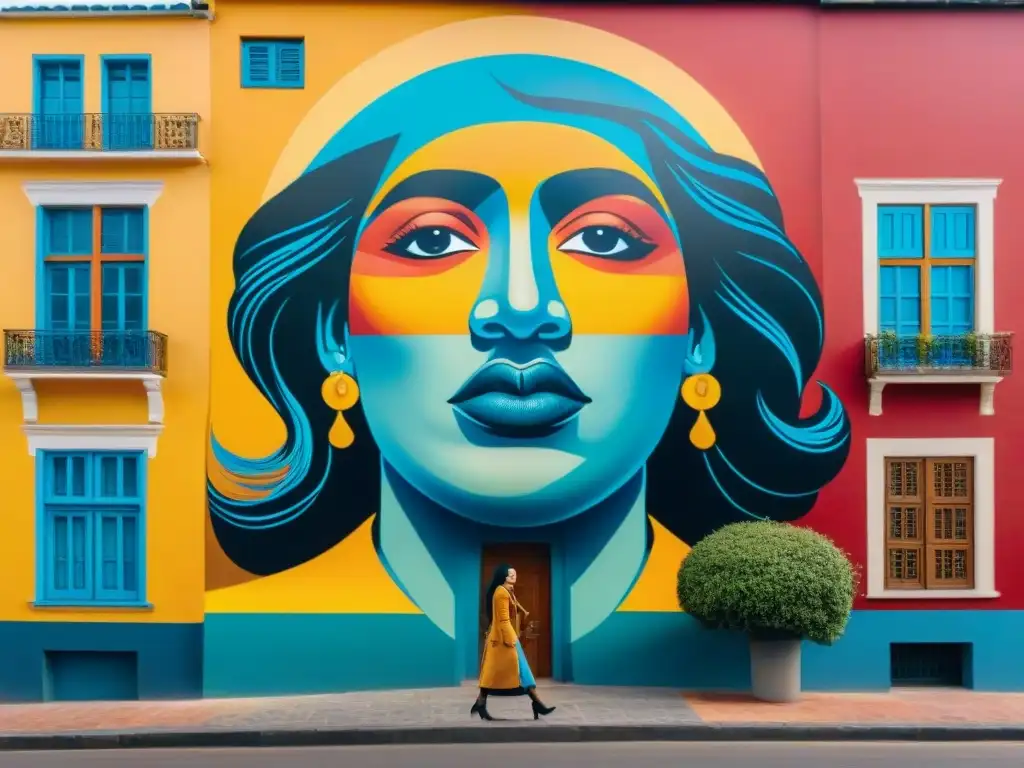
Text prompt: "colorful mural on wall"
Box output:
[[205, 15, 851, 687]]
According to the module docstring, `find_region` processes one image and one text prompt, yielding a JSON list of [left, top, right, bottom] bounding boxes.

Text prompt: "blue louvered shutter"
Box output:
[[878, 206, 924, 258], [930, 206, 976, 258], [46, 208, 92, 255], [101, 208, 144, 253], [242, 42, 272, 86], [276, 42, 304, 86], [930, 266, 974, 336], [879, 265, 921, 338]]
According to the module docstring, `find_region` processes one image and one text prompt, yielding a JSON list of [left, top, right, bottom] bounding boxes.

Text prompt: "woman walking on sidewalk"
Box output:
[[472, 564, 556, 721]]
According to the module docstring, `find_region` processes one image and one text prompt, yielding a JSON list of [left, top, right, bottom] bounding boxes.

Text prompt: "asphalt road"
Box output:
[[0, 743, 1023, 767]]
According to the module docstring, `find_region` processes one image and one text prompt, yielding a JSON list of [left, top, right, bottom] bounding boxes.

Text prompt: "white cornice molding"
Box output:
[[22, 180, 164, 208], [856, 178, 1002, 198], [23, 423, 162, 458]]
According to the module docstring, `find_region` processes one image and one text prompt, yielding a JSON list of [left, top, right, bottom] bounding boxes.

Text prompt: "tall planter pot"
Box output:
[[749, 637, 801, 702]]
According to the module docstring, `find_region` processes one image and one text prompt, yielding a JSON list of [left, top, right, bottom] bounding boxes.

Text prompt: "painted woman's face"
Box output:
[[348, 123, 690, 526]]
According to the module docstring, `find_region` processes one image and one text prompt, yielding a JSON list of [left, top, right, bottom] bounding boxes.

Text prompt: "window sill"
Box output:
[[867, 373, 1002, 416], [865, 590, 1000, 600], [30, 601, 153, 612]]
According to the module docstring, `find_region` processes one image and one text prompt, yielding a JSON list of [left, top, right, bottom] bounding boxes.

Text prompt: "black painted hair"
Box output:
[[208, 90, 851, 577]]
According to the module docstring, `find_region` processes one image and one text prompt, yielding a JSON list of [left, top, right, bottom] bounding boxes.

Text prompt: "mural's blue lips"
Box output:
[[448, 359, 591, 438]]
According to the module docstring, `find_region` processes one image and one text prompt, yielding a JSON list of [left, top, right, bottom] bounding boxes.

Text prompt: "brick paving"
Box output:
[[0, 683, 1022, 736], [684, 689, 1024, 725]]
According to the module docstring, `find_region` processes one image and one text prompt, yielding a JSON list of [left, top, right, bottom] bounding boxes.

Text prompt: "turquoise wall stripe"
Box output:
[[203, 613, 458, 697], [0, 621, 201, 703], [573, 610, 1024, 691]]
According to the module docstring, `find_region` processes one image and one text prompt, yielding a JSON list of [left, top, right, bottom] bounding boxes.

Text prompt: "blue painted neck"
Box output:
[[375, 460, 648, 650]]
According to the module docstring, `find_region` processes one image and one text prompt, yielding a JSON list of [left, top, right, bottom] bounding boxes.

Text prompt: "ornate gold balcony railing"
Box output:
[[0, 113, 199, 152]]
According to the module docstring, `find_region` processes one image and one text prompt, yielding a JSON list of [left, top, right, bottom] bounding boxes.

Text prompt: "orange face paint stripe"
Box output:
[[349, 271, 689, 336]]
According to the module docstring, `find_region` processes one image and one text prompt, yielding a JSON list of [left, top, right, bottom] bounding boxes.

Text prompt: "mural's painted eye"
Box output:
[[557, 226, 656, 261], [383, 226, 479, 259]]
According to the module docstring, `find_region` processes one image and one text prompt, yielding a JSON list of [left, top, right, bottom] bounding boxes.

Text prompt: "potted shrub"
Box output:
[[677, 520, 856, 702]]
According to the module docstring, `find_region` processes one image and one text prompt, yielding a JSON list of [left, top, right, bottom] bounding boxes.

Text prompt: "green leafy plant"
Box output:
[[915, 333, 934, 365], [961, 331, 979, 365], [677, 521, 857, 646]]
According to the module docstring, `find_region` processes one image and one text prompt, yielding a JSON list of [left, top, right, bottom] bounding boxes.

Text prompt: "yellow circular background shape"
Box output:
[[263, 15, 761, 203]]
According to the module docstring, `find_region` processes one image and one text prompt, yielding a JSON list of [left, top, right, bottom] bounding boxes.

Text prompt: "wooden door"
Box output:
[[481, 543, 552, 679]]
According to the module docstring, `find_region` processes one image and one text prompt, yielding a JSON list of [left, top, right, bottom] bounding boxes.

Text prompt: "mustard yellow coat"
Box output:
[[478, 585, 521, 690]]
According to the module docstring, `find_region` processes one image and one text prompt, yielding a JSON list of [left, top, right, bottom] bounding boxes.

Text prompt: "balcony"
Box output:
[[3, 329, 168, 425], [864, 332, 1013, 416], [0, 113, 201, 160]]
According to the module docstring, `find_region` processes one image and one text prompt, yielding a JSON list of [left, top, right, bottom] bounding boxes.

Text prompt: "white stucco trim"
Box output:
[[6, 372, 165, 425], [23, 423, 162, 458], [865, 437, 997, 600], [856, 178, 1000, 336], [22, 180, 164, 208]]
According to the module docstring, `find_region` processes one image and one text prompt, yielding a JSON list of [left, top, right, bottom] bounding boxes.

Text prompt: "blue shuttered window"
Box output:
[[40, 206, 148, 367], [34, 58, 84, 150], [40, 451, 145, 606], [241, 39, 305, 89], [105, 59, 153, 150], [877, 204, 977, 345]]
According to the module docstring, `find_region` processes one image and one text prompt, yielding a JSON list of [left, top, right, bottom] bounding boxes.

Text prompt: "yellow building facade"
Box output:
[[0, 2, 210, 700]]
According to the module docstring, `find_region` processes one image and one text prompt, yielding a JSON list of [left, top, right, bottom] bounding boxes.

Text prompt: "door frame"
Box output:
[[471, 536, 570, 682]]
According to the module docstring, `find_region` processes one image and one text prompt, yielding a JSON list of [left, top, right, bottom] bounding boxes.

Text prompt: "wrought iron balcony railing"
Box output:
[[4, 330, 168, 375], [864, 332, 1013, 377], [0, 113, 199, 152]]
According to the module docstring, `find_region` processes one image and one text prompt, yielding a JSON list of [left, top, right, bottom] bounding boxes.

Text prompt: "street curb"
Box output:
[[1, 723, 1023, 750]]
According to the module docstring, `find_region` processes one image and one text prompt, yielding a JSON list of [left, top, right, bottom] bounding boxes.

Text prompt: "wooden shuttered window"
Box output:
[[885, 457, 974, 590]]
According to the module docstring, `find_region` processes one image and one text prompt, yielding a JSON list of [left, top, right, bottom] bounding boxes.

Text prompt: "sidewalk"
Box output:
[[0, 683, 1022, 750]]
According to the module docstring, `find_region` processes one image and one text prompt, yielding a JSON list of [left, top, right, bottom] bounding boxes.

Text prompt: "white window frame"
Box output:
[[10, 181, 166, 428], [24, 424, 161, 458], [856, 179, 1002, 416], [866, 437, 997, 600]]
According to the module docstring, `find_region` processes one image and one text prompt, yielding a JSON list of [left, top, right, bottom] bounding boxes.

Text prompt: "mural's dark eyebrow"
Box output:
[[538, 169, 664, 227], [370, 170, 500, 219]]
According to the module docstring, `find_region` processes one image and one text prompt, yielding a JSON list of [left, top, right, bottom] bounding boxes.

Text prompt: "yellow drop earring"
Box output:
[[321, 371, 360, 449], [680, 373, 722, 451]]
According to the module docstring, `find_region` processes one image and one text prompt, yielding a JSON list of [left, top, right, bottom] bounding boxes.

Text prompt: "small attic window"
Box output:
[[241, 38, 304, 89]]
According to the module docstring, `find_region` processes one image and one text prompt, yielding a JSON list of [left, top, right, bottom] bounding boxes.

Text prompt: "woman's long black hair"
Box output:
[[208, 85, 851, 578], [483, 564, 513, 625]]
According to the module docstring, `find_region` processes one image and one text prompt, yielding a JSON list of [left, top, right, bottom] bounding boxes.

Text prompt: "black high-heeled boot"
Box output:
[[470, 698, 494, 721], [531, 699, 556, 719]]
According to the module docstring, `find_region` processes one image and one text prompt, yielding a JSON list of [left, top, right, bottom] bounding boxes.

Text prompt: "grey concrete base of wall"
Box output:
[[1, 724, 1023, 751]]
